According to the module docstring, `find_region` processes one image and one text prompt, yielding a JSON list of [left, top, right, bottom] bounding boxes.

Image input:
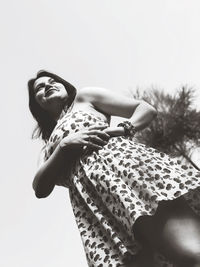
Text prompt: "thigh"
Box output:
[[133, 197, 200, 265], [156, 200, 200, 265], [122, 248, 154, 267]]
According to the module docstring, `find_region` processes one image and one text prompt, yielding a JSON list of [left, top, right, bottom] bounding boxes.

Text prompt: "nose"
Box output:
[[45, 83, 52, 92]]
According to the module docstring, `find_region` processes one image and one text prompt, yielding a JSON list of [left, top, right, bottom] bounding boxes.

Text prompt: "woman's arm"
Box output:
[[33, 126, 110, 198], [78, 87, 157, 132], [33, 143, 72, 198]]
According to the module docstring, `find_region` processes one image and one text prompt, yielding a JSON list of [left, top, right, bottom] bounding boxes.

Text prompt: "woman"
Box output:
[[28, 70, 200, 267]]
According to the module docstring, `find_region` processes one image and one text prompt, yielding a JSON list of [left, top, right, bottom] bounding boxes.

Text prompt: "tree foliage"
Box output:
[[132, 86, 200, 169]]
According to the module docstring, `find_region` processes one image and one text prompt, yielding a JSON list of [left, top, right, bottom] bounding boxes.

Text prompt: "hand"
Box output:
[[59, 125, 110, 152]]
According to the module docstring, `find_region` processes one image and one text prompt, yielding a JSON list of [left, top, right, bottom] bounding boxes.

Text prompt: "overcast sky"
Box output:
[[1, 1, 200, 267]]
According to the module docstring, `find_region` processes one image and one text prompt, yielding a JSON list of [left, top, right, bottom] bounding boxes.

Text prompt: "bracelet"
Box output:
[[117, 121, 137, 137]]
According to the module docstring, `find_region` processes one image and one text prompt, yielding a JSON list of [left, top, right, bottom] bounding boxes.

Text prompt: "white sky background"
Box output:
[[1, 0, 200, 266]]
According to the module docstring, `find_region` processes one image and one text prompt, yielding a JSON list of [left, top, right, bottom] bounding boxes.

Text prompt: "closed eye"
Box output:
[[35, 84, 44, 92], [49, 78, 56, 84], [50, 81, 57, 85]]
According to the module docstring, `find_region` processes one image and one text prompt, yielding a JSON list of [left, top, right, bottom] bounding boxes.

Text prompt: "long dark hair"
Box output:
[[28, 70, 77, 142]]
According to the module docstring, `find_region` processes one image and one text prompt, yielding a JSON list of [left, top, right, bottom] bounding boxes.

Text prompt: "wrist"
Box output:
[[117, 121, 137, 137], [104, 126, 125, 137], [115, 126, 125, 136]]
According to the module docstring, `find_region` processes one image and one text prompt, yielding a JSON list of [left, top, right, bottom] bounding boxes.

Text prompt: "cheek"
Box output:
[[35, 92, 44, 105], [60, 87, 68, 97]]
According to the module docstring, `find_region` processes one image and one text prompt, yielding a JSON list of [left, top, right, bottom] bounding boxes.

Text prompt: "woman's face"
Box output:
[[33, 76, 68, 111]]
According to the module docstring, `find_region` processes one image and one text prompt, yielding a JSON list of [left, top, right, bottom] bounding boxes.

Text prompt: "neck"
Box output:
[[47, 102, 67, 122], [54, 109, 66, 121], [48, 100, 74, 121]]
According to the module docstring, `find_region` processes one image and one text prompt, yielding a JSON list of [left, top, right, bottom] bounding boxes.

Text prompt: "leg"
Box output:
[[123, 247, 154, 267], [133, 197, 200, 266], [133, 246, 154, 267], [122, 244, 154, 267]]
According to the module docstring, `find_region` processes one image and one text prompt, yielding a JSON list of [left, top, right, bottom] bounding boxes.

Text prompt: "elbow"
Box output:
[[32, 181, 51, 199], [142, 101, 158, 117], [33, 185, 52, 198], [146, 102, 157, 117], [34, 190, 48, 199]]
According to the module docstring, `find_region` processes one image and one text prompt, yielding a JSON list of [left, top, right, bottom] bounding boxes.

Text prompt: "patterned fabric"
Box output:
[[41, 110, 200, 267]]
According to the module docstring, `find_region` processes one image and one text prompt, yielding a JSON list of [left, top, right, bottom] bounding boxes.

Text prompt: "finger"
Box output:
[[88, 130, 110, 140], [85, 141, 103, 150], [88, 125, 107, 131], [88, 135, 108, 146], [85, 135, 105, 144], [96, 131, 110, 140]]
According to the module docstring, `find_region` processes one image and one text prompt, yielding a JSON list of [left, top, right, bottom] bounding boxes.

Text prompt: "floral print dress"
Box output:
[[40, 110, 200, 267]]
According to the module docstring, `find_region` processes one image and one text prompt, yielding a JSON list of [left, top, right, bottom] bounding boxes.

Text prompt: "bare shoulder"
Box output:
[[76, 86, 110, 102]]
